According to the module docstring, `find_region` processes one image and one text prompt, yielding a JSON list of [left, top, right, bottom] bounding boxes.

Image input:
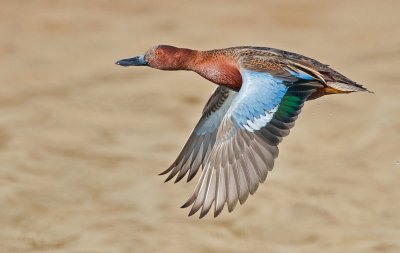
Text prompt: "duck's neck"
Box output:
[[182, 50, 242, 90]]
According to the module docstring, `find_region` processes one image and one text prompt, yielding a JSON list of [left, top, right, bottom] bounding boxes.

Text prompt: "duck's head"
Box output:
[[116, 45, 194, 70]]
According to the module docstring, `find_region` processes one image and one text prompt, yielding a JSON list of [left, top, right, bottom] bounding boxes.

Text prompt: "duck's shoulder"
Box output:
[[216, 46, 288, 73]]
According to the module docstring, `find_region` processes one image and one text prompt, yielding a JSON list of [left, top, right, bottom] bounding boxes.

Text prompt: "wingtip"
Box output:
[[174, 173, 186, 184], [181, 196, 195, 209], [214, 208, 223, 218], [188, 208, 197, 217], [164, 176, 172, 183], [181, 203, 189, 209], [164, 171, 178, 182], [159, 167, 172, 176], [227, 202, 237, 213], [187, 172, 197, 182], [199, 209, 209, 219]]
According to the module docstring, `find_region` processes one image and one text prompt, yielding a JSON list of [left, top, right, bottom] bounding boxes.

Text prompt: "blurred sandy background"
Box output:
[[1, 0, 399, 252]]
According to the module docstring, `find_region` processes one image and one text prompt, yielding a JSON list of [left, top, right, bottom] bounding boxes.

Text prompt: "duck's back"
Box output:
[[228, 46, 368, 94]]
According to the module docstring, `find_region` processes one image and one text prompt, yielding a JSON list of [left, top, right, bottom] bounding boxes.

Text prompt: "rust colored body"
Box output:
[[191, 54, 242, 91]]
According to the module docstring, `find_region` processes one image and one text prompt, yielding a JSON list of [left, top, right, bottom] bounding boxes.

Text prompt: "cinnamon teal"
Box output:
[[116, 45, 370, 218]]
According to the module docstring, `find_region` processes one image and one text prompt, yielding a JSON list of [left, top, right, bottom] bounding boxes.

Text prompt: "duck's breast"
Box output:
[[195, 55, 242, 90]]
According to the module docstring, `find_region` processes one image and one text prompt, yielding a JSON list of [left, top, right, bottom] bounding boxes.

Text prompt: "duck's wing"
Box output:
[[182, 64, 323, 218], [160, 86, 238, 183]]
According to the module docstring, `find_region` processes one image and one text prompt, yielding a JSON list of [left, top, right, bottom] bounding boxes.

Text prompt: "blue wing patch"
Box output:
[[228, 69, 288, 131]]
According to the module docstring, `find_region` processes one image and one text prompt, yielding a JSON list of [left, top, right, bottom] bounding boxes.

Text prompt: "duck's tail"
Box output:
[[307, 82, 373, 100], [327, 81, 374, 93]]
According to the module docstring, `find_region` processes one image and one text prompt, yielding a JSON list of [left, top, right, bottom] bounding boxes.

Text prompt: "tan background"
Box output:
[[1, 0, 399, 252]]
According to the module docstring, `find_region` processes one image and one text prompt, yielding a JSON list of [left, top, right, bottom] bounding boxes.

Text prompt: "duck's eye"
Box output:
[[155, 50, 161, 56]]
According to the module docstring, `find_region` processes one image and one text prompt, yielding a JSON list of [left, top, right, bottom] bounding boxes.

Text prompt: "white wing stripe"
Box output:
[[244, 105, 279, 131]]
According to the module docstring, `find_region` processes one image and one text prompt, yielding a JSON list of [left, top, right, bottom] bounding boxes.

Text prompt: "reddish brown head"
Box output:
[[116, 45, 194, 70], [145, 45, 195, 70]]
